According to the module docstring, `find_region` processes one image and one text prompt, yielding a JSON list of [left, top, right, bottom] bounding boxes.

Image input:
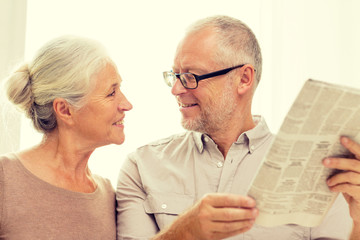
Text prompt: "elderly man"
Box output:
[[117, 15, 359, 239]]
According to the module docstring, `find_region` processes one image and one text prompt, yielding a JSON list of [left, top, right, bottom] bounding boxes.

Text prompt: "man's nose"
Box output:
[[171, 78, 187, 96]]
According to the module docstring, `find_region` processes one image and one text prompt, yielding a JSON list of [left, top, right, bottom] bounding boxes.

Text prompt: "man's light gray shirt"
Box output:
[[116, 116, 352, 239]]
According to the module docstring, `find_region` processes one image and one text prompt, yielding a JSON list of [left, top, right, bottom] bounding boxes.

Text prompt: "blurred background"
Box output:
[[1, 0, 359, 186]]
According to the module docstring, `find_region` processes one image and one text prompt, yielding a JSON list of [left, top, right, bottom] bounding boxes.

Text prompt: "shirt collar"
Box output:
[[192, 115, 272, 153], [193, 131, 205, 153]]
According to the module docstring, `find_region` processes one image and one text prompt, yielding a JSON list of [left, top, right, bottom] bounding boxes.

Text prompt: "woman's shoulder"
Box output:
[[0, 152, 19, 167], [93, 174, 114, 193], [0, 153, 23, 188]]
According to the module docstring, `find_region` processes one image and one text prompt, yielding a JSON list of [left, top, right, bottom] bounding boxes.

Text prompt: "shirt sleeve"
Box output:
[[0, 158, 4, 231], [116, 154, 159, 240], [310, 194, 352, 239]]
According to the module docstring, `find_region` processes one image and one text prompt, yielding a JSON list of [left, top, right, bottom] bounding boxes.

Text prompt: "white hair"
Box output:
[[5, 35, 112, 133]]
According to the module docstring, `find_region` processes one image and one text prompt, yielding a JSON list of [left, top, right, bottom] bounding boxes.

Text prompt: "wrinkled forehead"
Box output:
[[173, 29, 219, 71]]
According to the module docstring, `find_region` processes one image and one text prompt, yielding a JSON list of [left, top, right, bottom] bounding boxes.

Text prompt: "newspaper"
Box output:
[[247, 79, 360, 227]]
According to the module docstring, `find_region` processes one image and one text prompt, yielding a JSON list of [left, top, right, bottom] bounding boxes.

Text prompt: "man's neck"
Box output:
[[209, 116, 256, 158]]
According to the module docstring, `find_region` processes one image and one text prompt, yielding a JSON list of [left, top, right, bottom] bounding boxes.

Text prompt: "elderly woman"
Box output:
[[0, 36, 132, 239]]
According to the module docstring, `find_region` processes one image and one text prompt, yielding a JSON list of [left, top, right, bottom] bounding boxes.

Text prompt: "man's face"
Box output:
[[171, 28, 237, 134]]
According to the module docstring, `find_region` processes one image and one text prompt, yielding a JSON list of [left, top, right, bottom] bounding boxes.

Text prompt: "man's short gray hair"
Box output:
[[186, 15, 262, 85]]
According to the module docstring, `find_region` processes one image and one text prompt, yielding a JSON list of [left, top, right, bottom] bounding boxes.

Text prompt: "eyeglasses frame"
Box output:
[[164, 64, 246, 89]]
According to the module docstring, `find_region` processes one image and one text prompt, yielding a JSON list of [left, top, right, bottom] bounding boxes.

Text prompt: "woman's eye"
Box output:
[[108, 90, 116, 97]]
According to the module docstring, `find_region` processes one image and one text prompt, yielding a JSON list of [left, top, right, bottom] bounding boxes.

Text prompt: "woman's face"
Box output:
[[71, 63, 132, 149]]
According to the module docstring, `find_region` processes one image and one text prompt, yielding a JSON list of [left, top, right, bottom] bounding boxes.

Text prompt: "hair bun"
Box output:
[[5, 63, 34, 114]]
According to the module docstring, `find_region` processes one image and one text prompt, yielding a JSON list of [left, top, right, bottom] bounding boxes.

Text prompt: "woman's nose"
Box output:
[[118, 92, 133, 111]]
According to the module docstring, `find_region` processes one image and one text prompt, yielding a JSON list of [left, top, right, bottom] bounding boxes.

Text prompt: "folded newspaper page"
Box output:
[[247, 79, 360, 227]]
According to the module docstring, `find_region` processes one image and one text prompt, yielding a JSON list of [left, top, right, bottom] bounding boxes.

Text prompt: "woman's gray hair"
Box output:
[[186, 15, 262, 85], [5, 35, 112, 133]]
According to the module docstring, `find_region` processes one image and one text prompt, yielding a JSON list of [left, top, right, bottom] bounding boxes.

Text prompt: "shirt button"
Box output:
[[161, 204, 167, 209], [250, 145, 255, 151], [204, 137, 209, 142], [217, 162, 223, 168]]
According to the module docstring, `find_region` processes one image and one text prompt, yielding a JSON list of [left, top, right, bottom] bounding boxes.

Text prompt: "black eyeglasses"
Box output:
[[163, 64, 245, 89]]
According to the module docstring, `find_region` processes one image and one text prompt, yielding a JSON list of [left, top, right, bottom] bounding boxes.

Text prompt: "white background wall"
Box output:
[[2, 0, 360, 186], [0, 0, 27, 155]]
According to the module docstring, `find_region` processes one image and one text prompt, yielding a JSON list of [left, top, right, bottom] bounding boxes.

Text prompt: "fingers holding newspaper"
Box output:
[[187, 193, 258, 239], [323, 136, 360, 225], [157, 193, 258, 240]]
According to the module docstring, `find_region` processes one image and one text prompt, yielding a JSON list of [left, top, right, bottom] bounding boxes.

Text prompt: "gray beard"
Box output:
[[181, 81, 236, 135]]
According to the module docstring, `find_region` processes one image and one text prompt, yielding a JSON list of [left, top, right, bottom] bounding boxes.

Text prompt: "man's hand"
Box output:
[[155, 193, 258, 240], [323, 136, 360, 238]]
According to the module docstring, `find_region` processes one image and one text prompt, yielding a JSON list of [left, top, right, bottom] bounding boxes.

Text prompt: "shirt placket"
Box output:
[[217, 143, 250, 193]]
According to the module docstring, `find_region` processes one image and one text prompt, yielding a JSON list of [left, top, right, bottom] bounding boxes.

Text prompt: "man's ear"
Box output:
[[237, 65, 255, 95], [53, 98, 74, 125]]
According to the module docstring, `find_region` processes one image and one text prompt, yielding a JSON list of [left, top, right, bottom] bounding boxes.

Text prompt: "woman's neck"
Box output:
[[17, 133, 97, 193]]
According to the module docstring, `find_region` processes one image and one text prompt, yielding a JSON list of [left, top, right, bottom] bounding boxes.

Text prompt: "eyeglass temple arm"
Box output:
[[196, 64, 245, 80]]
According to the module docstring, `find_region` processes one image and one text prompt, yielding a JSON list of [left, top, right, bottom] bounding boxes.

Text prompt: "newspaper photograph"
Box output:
[[247, 79, 360, 227]]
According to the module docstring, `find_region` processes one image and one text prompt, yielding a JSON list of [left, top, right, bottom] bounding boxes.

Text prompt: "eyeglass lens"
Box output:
[[163, 72, 175, 87], [180, 73, 197, 89]]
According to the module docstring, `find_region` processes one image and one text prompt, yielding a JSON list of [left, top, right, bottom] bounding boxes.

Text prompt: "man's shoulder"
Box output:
[[129, 131, 197, 158], [141, 131, 193, 148]]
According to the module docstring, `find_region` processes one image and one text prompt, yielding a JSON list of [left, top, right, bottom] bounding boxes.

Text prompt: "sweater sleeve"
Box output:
[[0, 157, 5, 231]]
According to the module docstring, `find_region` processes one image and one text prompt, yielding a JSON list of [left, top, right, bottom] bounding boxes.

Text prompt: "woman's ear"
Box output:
[[237, 65, 255, 95], [53, 98, 74, 125]]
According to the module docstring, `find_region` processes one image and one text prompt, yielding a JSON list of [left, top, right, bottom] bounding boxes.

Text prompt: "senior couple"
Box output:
[[0, 15, 358, 239]]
